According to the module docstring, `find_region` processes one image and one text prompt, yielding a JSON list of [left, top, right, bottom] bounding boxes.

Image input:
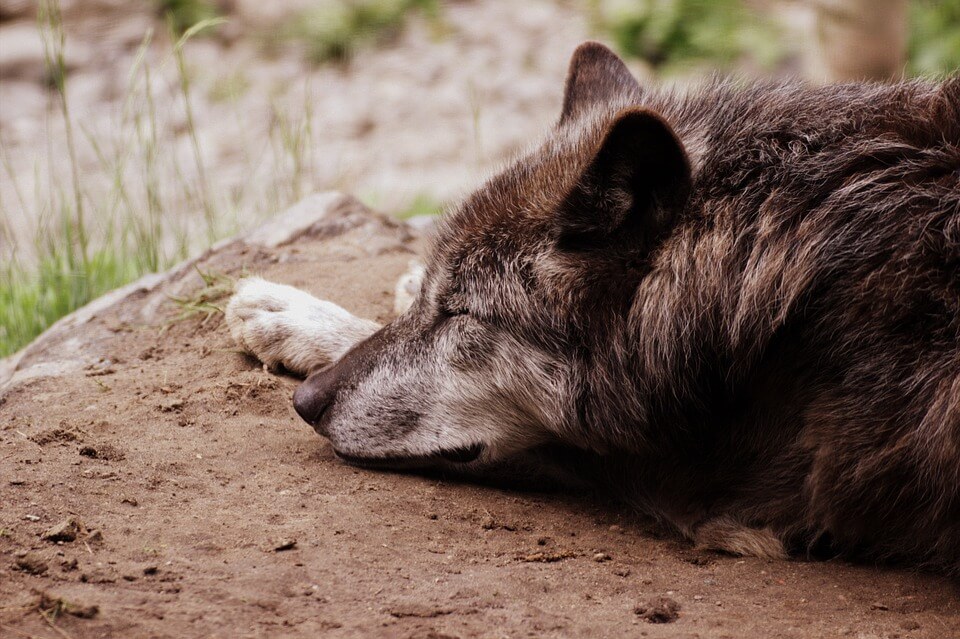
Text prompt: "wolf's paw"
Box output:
[[693, 516, 787, 560], [225, 277, 380, 376]]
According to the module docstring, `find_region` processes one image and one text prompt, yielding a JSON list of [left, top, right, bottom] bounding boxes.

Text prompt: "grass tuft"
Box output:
[[588, 0, 785, 73], [590, 0, 960, 76], [166, 268, 236, 327], [395, 193, 443, 219], [909, 0, 960, 77], [282, 0, 441, 64], [156, 0, 221, 36], [0, 252, 139, 357], [36, 591, 99, 621]]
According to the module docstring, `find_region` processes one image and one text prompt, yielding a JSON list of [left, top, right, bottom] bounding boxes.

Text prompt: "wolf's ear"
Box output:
[[556, 108, 691, 251], [560, 41, 641, 125]]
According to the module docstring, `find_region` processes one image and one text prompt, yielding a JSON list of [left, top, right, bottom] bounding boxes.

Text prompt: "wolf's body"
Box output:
[[227, 43, 960, 573]]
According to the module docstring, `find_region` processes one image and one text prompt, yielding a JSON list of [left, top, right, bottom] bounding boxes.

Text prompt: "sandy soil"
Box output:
[[1, 198, 958, 639]]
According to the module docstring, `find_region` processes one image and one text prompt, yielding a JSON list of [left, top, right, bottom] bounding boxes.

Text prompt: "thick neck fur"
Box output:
[[569, 78, 960, 568], [583, 77, 960, 435]]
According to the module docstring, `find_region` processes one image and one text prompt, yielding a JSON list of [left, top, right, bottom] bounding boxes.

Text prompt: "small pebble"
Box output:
[[42, 517, 82, 542], [274, 539, 297, 551], [15, 553, 48, 575], [634, 596, 681, 624]]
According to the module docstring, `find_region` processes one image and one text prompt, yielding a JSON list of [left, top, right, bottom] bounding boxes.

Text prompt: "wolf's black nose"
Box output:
[[293, 325, 387, 434], [293, 367, 340, 434]]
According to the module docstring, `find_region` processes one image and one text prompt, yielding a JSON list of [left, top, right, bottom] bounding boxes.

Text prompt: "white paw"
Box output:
[[393, 260, 425, 315], [225, 277, 380, 376]]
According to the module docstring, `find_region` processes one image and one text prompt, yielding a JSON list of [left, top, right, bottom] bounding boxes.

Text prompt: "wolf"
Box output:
[[226, 42, 960, 572]]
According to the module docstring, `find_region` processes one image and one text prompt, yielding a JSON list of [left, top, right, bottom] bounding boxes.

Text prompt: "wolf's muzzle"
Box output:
[[293, 324, 393, 433]]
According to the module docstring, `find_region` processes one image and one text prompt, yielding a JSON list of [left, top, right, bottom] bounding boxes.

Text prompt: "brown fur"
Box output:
[[294, 43, 960, 572]]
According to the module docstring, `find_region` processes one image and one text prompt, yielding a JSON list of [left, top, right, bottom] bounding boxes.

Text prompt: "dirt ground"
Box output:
[[1, 196, 958, 639]]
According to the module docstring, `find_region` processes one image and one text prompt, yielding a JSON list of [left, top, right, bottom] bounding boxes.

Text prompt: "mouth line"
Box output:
[[308, 405, 327, 426], [335, 443, 485, 469], [305, 403, 333, 435]]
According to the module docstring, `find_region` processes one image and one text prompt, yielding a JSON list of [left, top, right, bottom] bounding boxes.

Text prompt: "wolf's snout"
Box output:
[[293, 366, 341, 433], [294, 326, 390, 434]]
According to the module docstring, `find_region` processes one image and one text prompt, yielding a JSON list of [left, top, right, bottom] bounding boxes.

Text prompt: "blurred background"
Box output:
[[1, 0, 958, 356]]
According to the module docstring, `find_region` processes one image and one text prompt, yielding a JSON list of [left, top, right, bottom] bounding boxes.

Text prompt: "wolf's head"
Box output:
[[294, 42, 692, 470]]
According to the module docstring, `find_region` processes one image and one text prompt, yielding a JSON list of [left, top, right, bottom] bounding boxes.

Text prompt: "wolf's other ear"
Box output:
[[560, 41, 641, 125], [556, 108, 691, 252]]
